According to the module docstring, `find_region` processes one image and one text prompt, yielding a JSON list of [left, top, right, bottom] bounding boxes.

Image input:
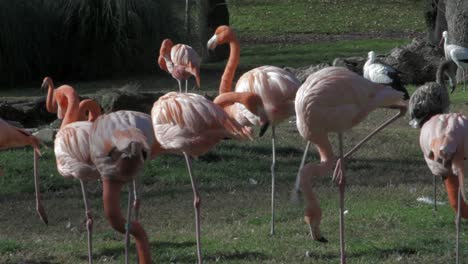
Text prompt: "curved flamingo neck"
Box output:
[[43, 78, 57, 113], [219, 36, 240, 94], [78, 99, 102, 122], [56, 86, 80, 128], [214, 92, 261, 114], [444, 175, 468, 218], [102, 180, 152, 263]]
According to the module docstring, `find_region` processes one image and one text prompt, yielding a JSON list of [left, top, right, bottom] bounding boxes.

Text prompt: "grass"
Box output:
[[1, 100, 468, 263], [228, 0, 426, 36], [1, 0, 464, 263]]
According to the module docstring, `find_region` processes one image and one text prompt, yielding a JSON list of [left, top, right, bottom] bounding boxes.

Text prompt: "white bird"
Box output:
[[441, 31, 468, 91], [363, 51, 409, 100]]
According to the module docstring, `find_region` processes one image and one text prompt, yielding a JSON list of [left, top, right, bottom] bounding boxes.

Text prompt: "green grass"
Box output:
[[228, 0, 426, 36], [2, 101, 468, 263]]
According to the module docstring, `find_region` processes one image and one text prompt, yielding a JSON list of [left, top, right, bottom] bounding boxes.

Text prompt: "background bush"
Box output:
[[0, 0, 196, 85]]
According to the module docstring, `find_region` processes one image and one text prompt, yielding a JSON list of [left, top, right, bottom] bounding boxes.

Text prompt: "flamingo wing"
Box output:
[[54, 121, 100, 181], [235, 65, 300, 124], [152, 92, 251, 156]]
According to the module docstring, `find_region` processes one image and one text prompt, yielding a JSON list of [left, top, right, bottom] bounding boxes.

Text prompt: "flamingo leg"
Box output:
[[133, 179, 140, 221], [177, 80, 182, 93], [183, 152, 202, 264], [291, 141, 311, 204], [433, 174, 438, 214], [80, 180, 93, 264], [125, 184, 133, 264], [344, 106, 406, 160], [185, 80, 189, 93], [334, 132, 346, 264], [271, 125, 276, 235], [33, 150, 48, 225]]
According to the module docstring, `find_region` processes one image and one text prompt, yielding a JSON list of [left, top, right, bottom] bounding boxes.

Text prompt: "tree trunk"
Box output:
[[445, 0, 468, 45], [424, 0, 447, 46]]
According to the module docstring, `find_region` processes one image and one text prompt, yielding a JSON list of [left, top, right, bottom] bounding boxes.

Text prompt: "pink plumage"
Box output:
[[54, 121, 99, 181], [152, 92, 251, 157], [295, 67, 406, 262], [235, 65, 301, 125], [159, 39, 201, 92]]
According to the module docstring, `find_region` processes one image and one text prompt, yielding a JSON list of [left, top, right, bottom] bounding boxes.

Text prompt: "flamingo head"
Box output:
[[159, 39, 173, 57], [41, 76, 52, 92], [207, 25, 236, 50]]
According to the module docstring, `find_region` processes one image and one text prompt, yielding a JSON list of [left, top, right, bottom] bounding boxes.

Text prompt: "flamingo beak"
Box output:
[[41, 79, 48, 92], [207, 35, 218, 50]]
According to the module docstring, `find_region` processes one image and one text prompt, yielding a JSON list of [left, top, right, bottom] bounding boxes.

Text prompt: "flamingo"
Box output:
[[151, 91, 266, 263], [409, 64, 468, 263], [90, 110, 156, 264], [295, 67, 407, 263], [363, 51, 409, 100], [207, 25, 302, 235], [158, 38, 201, 93], [441, 31, 468, 91], [417, 113, 468, 264], [42, 77, 102, 264], [0, 118, 47, 224]]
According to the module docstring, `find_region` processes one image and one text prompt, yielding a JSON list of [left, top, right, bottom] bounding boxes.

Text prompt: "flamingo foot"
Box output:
[[36, 202, 48, 225]]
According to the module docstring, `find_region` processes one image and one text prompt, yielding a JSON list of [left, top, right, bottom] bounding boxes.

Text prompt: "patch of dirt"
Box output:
[[238, 31, 425, 45]]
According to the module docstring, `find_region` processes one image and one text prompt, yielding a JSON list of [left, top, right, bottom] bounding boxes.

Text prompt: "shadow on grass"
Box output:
[[90, 240, 196, 259], [90, 240, 267, 263]]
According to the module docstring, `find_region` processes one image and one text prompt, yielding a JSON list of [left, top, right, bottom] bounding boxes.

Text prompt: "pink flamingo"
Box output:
[[151, 91, 266, 263], [42, 77, 102, 264], [158, 38, 201, 93], [0, 118, 47, 224], [295, 67, 407, 263], [418, 113, 468, 264], [90, 110, 156, 264], [409, 75, 468, 263], [207, 25, 301, 235]]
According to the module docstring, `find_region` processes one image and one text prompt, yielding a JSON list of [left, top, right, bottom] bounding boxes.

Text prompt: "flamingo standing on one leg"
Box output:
[[158, 38, 201, 93], [90, 111, 156, 264], [295, 67, 407, 263], [0, 118, 47, 224], [42, 78, 102, 264], [207, 25, 301, 235], [441, 31, 468, 92], [151, 91, 266, 263]]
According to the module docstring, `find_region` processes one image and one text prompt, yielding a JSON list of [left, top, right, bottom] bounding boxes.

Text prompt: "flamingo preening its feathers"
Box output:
[[295, 67, 407, 263], [208, 25, 301, 235], [158, 38, 201, 93]]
